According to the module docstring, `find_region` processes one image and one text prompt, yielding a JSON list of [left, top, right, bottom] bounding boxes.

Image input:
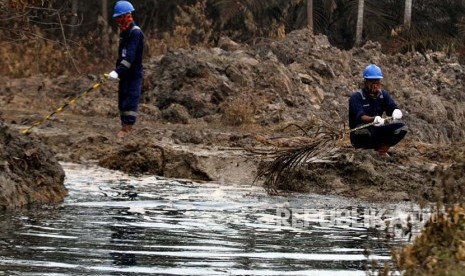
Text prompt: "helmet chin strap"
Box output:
[[117, 13, 133, 31]]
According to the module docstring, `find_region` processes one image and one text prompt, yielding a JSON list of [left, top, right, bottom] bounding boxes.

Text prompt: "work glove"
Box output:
[[107, 70, 118, 79], [392, 109, 403, 121], [373, 116, 385, 127]]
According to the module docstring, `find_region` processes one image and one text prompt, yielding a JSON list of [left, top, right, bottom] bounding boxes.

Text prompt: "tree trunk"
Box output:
[[100, 0, 111, 59], [355, 0, 364, 46], [307, 0, 313, 33], [102, 0, 108, 23], [70, 0, 78, 35], [404, 0, 412, 29]]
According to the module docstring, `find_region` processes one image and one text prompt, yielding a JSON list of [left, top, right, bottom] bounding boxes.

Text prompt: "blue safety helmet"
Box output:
[[363, 64, 383, 79], [113, 1, 135, 18]]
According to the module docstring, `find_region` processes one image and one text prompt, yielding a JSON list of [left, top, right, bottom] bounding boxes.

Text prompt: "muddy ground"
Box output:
[[1, 29, 464, 206]]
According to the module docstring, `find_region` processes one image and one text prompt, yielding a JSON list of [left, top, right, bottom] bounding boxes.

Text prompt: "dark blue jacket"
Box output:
[[349, 88, 398, 129], [115, 22, 144, 79]]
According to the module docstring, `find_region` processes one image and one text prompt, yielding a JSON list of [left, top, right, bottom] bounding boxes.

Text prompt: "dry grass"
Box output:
[[2, 0, 215, 79], [393, 204, 465, 275], [220, 96, 256, 126], [386, 154, 465, 275], [1, 32, 113, 78], [0, 28, 201, 78]]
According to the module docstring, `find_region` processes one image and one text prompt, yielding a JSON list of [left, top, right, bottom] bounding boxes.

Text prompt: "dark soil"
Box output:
[[1, 29, 464, 205], [0, 122, 67, 209]]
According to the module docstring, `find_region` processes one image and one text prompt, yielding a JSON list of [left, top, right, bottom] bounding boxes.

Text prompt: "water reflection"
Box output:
[[109, 208, 139, 267], [0, 163, 429, 275]]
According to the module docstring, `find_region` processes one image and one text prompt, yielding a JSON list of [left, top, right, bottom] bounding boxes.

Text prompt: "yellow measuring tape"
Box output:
[[21, 79, 105, 135]]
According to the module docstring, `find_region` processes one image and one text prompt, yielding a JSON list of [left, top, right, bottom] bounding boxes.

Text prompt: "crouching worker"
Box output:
[[349, 64, 407, 156], [107, 0, 144, 138]]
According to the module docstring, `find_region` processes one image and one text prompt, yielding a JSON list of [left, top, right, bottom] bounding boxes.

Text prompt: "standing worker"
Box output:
[[107, 0, 144, 138], [348, 64, 408, 156]]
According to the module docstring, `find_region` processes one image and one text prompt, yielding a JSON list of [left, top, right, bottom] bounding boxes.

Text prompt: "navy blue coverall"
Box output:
[[115, 21, 144, 126], [348, 88, 407, 150]]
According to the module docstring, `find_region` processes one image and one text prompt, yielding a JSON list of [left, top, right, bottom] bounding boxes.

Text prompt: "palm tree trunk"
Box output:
[[70, 0, 78, 35], [307, 0, 313, 33], [404, 0, 412, 29], [355, 0, 364, 46], [102, 0, 108, 23], [100, 0, 110, 59]]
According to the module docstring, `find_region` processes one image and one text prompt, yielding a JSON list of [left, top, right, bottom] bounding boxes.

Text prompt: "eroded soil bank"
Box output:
[[1, 29, 464, 206], [0, 123, 67, 209]]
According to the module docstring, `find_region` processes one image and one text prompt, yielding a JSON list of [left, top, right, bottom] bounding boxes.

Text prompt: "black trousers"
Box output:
[[350, 122, 407, 150], [118, 73, 143, 125]]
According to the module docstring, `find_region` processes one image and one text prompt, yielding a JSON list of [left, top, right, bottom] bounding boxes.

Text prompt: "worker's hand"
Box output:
[[392, 109, 403, 121], [107, 71, 118, 79], [373, 116, 385, 127]]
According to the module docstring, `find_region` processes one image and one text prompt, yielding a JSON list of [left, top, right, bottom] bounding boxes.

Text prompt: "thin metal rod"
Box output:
[[348, 116, 392, 133]]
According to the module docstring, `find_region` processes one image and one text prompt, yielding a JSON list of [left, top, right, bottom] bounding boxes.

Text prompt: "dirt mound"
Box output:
[[98, 142, 165, 175], [266, 146, 428, 201], [0, 122, 67, 209], [142, 29, 465, 143], [2, 29, 465, 204]]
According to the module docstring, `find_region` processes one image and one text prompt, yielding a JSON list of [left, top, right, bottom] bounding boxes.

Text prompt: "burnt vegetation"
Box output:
[[3, 0, 465, 77]]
